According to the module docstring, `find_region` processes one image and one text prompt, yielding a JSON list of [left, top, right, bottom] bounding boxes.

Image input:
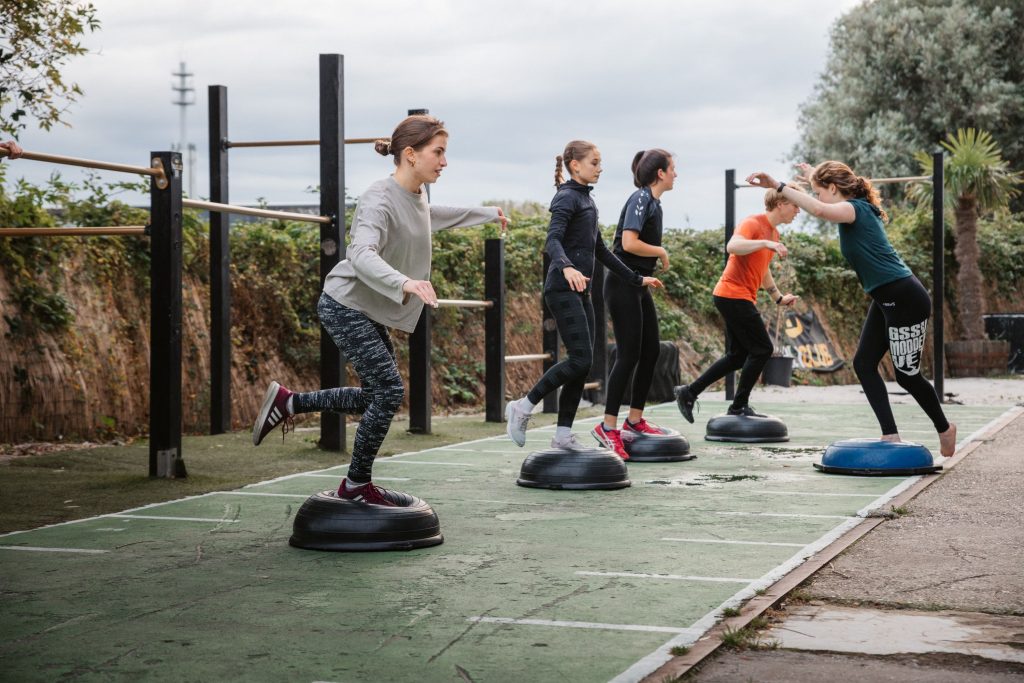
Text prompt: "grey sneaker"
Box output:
[[505, 399, 532, 447], [550, 432, 585, 450]]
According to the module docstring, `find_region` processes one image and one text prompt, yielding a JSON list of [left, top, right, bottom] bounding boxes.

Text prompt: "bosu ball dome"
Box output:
[[517, 447, 631, 490], [705, 413, 789, 443], [814, 438, 941, 476], [289, 490, 444, 551], [623, 428, 695, 462]]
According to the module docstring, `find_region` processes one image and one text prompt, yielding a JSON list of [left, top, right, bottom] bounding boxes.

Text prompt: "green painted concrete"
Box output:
[[0, 401, 1010, 682]]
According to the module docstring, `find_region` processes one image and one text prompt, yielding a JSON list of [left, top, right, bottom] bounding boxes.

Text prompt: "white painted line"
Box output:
[[297, 474, 411, 481], [661, 537, 805, 547], [108, 515, 239, 523], [467, 616, 702, 635], [0, 545, 109, 554], [217, 492, 309, 498], [576, 571, 756, 584], [373, 461, 474, 467], [437, 448, 517, 454], [715, 511, 855, 520], [756, 490, 879, 498]]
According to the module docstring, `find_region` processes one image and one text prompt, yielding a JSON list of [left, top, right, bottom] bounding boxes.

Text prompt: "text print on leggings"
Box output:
[[889, 320, 927, 376]]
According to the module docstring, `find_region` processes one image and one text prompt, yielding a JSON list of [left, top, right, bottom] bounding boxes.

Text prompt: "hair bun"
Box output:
[[374, 139, 392, 156]]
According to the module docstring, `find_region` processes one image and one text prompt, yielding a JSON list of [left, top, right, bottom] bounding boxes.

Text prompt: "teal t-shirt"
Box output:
[[837, 198, 912, 292]]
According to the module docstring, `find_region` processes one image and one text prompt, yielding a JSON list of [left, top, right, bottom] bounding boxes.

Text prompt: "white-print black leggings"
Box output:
[[291, 293, 404, 482], [853, 275, 949, 435]]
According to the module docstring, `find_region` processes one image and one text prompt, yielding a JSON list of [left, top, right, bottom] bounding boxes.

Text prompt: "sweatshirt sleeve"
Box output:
[[347, 205, 409, 304], [544, 193, 574, 271], [429, 205, 500, 233], [596, 235, 643, 286]]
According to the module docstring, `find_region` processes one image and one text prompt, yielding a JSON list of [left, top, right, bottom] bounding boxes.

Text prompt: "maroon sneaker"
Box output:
[[337, 478, 399, 506], [591, 423, 630, 460], [623, 418, 671, 436], [252, 381, 295, 446]]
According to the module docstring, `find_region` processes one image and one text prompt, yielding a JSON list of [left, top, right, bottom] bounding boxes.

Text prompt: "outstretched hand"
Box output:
[[746, 171, 778, 189], [642, 276, 664, 289], [771, 241, 789, 259], [563, 267, 590, 292], [794, 162, 815, 184], [779, 293, 799, 307], [402, 279, 439, 307], [496, 207, 509, 235], [0, 141, 24, 159]]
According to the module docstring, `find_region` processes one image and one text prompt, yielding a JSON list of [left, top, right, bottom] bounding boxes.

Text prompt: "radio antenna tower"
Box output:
[[171, 61, 196, 197]]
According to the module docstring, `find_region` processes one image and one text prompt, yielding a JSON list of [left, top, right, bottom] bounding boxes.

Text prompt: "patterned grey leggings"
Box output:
[[291, 293, 404, 482]]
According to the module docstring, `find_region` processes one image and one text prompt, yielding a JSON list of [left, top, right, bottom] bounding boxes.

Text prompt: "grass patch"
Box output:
[[669, 645, 690, 656], [721, 606, 741, 618], [0, 408, 600, 534]]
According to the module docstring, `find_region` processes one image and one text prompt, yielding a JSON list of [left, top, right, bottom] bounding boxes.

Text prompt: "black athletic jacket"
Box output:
[[544, 179, 643, 294]]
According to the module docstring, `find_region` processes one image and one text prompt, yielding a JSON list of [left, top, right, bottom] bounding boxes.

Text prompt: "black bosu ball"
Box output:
[[705, 413, 789, 443], [623, 429, 695, 462], [289, 490, 443, 551], [517, 447, 631, 490]]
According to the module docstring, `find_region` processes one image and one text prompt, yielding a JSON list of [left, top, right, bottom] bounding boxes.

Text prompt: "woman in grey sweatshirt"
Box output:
[[252, 115, 506, 506]]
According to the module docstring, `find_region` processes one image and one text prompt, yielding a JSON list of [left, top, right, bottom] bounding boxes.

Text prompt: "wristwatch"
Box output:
[[776, 181, 787, 193]]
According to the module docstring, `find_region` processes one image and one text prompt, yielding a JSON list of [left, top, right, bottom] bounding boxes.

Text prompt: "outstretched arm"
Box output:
[[728, 232, 787, 258], [746, 170, 855, 224]]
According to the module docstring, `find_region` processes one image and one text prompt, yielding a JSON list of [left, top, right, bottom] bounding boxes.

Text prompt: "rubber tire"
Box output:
[[517, 447, 631, 490], [624, 429, 695, 462], [289, 490, 444, 551], [814, 438, 941, 476], [705, 413, 789, 443]]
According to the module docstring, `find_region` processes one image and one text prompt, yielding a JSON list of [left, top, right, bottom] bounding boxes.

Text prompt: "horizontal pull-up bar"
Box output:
[[735, 174, 933, 189], [182, 198, 332, 225], [435, 299, 494, 309], [504, 353, 552, 363], [225, 137, 384, 149], [0, 226, 148, 237], [583, 381, 600, 391], [0, 148, 169, 189]]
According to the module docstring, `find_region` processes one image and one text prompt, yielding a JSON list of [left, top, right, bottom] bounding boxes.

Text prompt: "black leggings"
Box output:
[[604, 281, 660, 416], [854, 276, 949, 435], [689, 296, 773, 410], [527, 290, 595, 427], [291, 293, 404, 482]]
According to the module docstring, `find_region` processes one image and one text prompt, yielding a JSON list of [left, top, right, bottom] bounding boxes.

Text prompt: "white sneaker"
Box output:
[[550, 432, 585, 450], [505, 399, 532, 447]]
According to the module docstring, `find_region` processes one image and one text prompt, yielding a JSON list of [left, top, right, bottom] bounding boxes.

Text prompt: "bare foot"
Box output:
[[880, 433, 901, 443], [939, 423, 957, 457]]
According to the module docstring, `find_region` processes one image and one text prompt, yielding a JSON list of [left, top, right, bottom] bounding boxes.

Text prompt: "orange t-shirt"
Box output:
[[712, 214, 777, 303]]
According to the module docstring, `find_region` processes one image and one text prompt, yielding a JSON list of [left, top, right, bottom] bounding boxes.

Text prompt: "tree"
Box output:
[[0, 1, 100, 138], [911, 129, 1022, 340], [794, 0, 1024, 186]]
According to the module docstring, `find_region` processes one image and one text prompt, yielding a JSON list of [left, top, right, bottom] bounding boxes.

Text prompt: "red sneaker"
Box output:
[[337, 478, 399, 506], [591, 423, 629, 460], [252, 381, 295, 446], [623, 418, 671, 436]]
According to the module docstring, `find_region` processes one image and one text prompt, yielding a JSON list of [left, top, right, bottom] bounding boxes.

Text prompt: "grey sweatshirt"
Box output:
[[323, 176, 500, 333]]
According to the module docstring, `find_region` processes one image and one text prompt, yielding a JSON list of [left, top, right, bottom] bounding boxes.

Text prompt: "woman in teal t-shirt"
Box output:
[[745, 161, 956, 458]]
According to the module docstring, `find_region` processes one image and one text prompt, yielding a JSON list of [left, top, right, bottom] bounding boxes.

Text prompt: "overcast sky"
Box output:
[[6, 0, 863, 229]]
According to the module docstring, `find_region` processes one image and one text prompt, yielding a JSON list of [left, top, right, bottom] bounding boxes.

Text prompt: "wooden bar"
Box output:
[[0, 226, 146, 236], [505, 353, 552, 363], [182, 198, 331, 224], [225, 137, 382, 148], [0, 148, 167, 187], [436, 299, 493, 309]]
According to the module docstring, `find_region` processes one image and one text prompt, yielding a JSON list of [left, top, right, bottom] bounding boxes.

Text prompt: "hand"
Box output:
[[0, 141, 24, 159], [795, 162, 815, 183], [563, 267, 590, 292], [657, 248, 670, 272], [770, 241, 788, 259], [745, 171, 778, 189], [495, 207, 509, 235], [779, 293, 799, 307], [402, 279, 439, 307], [642, 276, 664, 289]]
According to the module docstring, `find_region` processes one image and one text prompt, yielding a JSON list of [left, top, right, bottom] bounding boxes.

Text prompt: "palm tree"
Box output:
[[912, 128, 1022, 340]]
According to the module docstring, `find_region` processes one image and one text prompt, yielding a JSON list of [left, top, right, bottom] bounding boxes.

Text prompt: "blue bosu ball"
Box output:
[[814, 438, 941, 476]]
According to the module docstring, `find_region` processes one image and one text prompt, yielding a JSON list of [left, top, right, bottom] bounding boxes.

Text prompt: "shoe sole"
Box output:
[[252, 381, 281, 446], [675, 387, 695, 424], [505, 402, 526, 447]]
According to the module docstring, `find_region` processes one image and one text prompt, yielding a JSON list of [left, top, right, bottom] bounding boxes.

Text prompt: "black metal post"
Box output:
[[485, 238, 506, 422], [542, 252, 559, 414], [932, 151, 945, 401], [408, 308, 432, 433], [318, 54, 346, 451], [724, 169, 736, 401], [588, 260, 607, 404], [149, 151, 186, 478], [208, 85, 231, 435]]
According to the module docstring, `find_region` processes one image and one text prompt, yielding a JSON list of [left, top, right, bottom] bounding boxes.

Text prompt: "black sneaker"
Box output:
[[674, 385, 698, 424], [727, 405, 766, 418]]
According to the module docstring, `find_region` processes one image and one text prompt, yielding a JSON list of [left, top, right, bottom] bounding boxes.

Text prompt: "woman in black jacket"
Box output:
[[505, 140, 663, 455]]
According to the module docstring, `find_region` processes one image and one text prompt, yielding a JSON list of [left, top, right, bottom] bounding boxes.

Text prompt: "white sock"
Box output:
[[286, 395, 295, 415], [344, 477, 369, 490], [555, 426, 572, 440], [517, 397, 537, 412]]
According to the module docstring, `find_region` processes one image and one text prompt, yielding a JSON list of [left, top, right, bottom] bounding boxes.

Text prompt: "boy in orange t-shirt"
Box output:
[[675, 188, 800, 421]]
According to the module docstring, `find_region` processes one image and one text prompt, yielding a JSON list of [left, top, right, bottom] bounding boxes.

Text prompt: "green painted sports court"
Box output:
[[0, 399, 1011, 682]]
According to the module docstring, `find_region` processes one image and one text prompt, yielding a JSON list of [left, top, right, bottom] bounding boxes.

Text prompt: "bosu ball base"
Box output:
[[623, 429, 695, 462], [814, 438, 941, 476], [289, 490, 444, 551], [705, 413, 789, 443], [517, 447, 631, 490]]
